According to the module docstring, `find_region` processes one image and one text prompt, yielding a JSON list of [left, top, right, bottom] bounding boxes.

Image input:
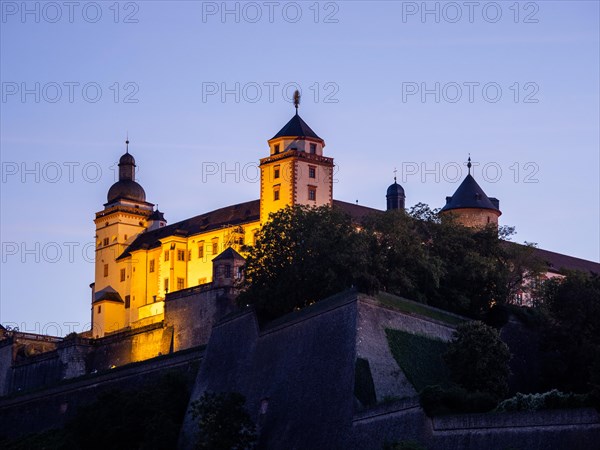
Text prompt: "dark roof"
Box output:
[[117, 200, 261, 260], [148, 209, 166, 222], [118, 199, 380, 260], [386, 181, 405, 197], [94, 287, 124, 304], [271, 114, 323, 141], [107, 179, 146, 203], [533, 247, 600, 274], [119, 152, 135, 166], [213, 247, 245, 262], [441, 174, 500, 213]]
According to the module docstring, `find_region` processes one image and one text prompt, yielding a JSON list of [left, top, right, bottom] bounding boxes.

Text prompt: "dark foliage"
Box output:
[[444, 321, 511, 399], [419, 385, 497, 416], [190, 391, 256, 450]]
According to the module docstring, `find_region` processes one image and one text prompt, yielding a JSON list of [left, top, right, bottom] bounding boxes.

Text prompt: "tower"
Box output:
[[92, 140, 154, 336], [259, 92, 334, 223], [386, 171, 406, 211], [439, 157, 501, 227]]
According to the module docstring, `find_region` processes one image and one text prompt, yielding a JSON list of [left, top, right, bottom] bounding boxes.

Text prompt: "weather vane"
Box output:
[[467, 154, 472, 175], [293, 90, 300, 114], [393, 167, 397, 183], [126, 132, 129, 153]]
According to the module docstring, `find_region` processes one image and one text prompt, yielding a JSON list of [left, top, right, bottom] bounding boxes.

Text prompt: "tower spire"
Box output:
[[293, 90, 300, 115], [467, 154, 472, 175], [393, 167, 397, 183], [126, 133, 129, 154]]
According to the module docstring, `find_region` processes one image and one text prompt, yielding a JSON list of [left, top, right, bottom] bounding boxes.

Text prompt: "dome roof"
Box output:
[[119, 152, 136, 165], [107, 179, 146, 203], [387, 181, 405, 197]]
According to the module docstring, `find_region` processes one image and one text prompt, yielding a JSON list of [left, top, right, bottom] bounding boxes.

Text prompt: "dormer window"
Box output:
[[274, 144, 280, 154], [310, 143, 316, 154]]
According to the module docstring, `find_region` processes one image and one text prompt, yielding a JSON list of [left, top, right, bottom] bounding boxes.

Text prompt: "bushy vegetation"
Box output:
[[496, 390, 593, 412], [238, 204, 542, 321], [383, 440, 427, 450], [420, 385, 498, 416], [385, 329, 450, 392], [190, 391, 256, 450], [444, 321, 511, 399]]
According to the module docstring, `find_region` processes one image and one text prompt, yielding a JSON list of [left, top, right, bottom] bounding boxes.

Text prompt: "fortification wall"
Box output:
[[165, 286, 237, 352], [179, 290, 360, 450], [0, 347, 203, 440]]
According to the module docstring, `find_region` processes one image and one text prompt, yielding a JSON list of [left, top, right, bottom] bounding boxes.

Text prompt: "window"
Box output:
[[97, 305, 101, 314], [273, 187, 280, 201], [236, 266, 243, 280], [224, 264, 231, 278], [177, 277, 185, 290], [212, 239, 219, 255], [164, 278, 169, 293], [309, 166, 316, 179], [124, 234, 128, 241], [274, 165, 280, 179], [177, 249, 186, 261], [103, 237, 109, 246], [310, 143, 316, 154], [103, 264, 108, 277], [198, 277, 207, 285], [149, 259, 155, 273], [164, 250, 170, 261], [308, 187, 316, 201], [274, 144, 280, 154], [125, 295, 130, 309], [198, 243, 204, 259], [120, 268, 126, 282]]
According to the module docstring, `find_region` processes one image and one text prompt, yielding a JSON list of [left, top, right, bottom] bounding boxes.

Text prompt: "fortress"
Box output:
[[1, 103, 599, 448]]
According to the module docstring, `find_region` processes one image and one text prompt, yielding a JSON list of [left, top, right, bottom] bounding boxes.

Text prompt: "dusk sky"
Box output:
[[1, 1, 598, 335]]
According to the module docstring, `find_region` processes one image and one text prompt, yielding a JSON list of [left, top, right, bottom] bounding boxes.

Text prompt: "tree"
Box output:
[[190, 392, 256, 450], [237, 205, 375, 320], [444, 321, 511, 399], [537, 271, 600, 393]]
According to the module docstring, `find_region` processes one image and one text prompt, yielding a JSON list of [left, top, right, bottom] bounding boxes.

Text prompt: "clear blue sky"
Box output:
[[1, 1, 598, 335]]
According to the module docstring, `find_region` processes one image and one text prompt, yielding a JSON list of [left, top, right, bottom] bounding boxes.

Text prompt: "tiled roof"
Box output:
[[532, 247, 600, 275], [213, 247, 245, 262], [441, 174, 500, 213]]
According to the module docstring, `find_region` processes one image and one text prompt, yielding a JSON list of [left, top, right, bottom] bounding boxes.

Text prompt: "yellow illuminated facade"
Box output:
[[91, 112, 334, 337]]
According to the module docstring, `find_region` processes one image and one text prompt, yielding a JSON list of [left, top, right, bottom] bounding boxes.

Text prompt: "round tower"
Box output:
[[386, 174, 406, 211], [439, 157, 501, 227]]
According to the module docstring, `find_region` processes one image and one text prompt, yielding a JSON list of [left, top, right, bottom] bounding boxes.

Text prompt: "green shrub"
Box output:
[[496, 390, 592, 412], [444, 321, 511, 399], [419, 385, 497, 416], [191, 391, 256, 450], [354, 358, 377, 407]]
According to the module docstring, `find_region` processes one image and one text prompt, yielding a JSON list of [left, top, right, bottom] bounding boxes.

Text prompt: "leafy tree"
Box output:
[[537, 271, 600, 393], [444, 321, 511, 399], [237, 205, 375, 320], [190, 392, 256, 450]]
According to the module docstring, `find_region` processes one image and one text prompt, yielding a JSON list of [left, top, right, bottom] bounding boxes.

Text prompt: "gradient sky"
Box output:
[[1, 1, 598, 335]]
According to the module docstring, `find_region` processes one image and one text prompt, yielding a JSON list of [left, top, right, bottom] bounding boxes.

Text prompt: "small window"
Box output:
[[212, 240, 219, 255], [97, 305, 101, 314], [224, 264, 232, 278], [198, 243, 204, 259], [308, 187, 316, 201], [103, 237, 109, 246], [236, 266, 243, 280], [177, 249, 186, 261], [310, 143, 316, 154], [164, 278, 169, 293], [274, 165, 280, 179], [149, 259, 155, 273], [103, 264, 109, 277], [274, 188, 280, 201], [124, 234, 128, 241], [177, 277, 185, 290], [120, 268, 126, 282], [309, 166, 316, 179], [487, 216, 490, 224], [125, 295, 130, 309], [164, 250, 170, 262], [274, 144, 280, 154], [198, 277, 207, 285]]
